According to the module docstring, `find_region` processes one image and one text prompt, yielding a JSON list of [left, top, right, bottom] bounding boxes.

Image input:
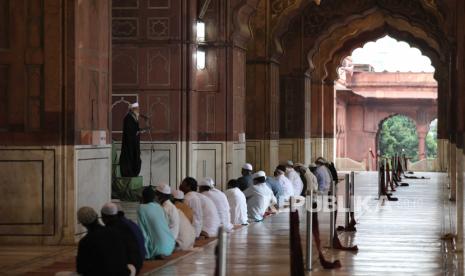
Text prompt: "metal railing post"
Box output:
[[306, 189, 313, 271], [329, 180, 335, 248], [344, 174, 350, 229], [217, 226, 227, 276], [350, 171, 355, 212]]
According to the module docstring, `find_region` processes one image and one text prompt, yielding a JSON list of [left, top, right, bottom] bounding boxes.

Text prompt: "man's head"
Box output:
[[227, 179, 239, 189], [294, 163, 306, 175], [274, 166, 285, 177], [142, 186, 156, 204], [77, 206, 99, 229], [315, 157, 327, 166], [155, 183, 172, 203], [252, 171, 266, 184], [309, 163, 317, 173], [241, 163, 253, 176], [172, 190, 185, 203], [198, 178, 214, 193], [180, 177, 198, 194], [100, 202, 118, 225], [130, 102, 140, 116], [285, 160, 294, 169]]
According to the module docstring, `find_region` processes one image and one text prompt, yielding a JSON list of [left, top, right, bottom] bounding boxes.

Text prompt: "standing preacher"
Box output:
[[120, 102, 142, 177]]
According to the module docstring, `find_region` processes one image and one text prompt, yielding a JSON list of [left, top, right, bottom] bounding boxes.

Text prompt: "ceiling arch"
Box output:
[[323, 26, 445, 81], [307, 10, 446, 80], [268, 0, 448, 59]]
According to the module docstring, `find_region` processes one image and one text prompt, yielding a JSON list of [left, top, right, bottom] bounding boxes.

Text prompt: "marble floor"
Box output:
[[0, 172, 460, 275], [154, 172, 458, 275]]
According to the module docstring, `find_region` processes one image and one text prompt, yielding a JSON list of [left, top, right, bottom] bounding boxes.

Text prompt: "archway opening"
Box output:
[[377, 114, 419, 162], [335, 35, 438, 171]]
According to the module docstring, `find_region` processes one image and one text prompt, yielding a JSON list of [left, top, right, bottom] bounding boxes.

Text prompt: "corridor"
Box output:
[[154, 172, 454, 275]]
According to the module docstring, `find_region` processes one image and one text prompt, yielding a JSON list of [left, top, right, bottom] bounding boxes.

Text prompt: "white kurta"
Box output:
[[176, 209, 196, 250], [162, 200, 180, 239], [197, 193, 221, 237], [203, 189, 234, 232], [184, 191, 203, 237], [225, 187, 248, 225], [286, 168, 304, 196], [243, 183, 277, 221], [275, 174, 294, 200]]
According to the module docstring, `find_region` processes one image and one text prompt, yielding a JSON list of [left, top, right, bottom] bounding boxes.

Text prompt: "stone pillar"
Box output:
[[323, 80, 336, 162], [279, 73, 312, 165], [246, 60, 280, 175], [310, 78, 324, 161], [0, 0, 112, 244], [449, 138, 457, 198], [418, 131, 427, 160], [456, 145, 464, 251]]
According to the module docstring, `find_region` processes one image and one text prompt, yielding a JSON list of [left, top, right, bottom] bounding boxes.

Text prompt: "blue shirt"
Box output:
[[137, 202, 175, 258]]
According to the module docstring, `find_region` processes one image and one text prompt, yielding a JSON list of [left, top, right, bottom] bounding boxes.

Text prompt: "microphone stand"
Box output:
[[140, 113, 154, 186]]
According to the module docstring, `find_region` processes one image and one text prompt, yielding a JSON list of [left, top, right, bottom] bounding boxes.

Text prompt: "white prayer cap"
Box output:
[[130, 102, 139, 109], [286, 160, 294, 167], [242, 163, 253, 171], [294, 162, 305, 168], [199, 178, 214, 188], [309, 163, 317, 168], [77, 206, 98, 225], [253, 170, 266, 179], [101, 202, 118, 216], [172, 190, 184, 200], [205, 177, 215, 187], [156, 183, 171, 195]]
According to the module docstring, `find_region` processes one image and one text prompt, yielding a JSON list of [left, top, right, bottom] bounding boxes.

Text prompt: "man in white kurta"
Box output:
[[199, 178, 234, 232], [285, 160, 304, 196], [225, 179, 248, 225], [180, 177, 203, 238], [243, 171, 277, 222], [155, 184, 180, 239], [197, 192, 221, 237], [274, 166, 294, 201]]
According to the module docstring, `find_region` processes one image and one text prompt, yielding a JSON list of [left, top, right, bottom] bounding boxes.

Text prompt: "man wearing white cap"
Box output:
[[284, 160, 304, 196], [154, 183, 180, 239], [274, 165, 294, 201], [243, 171, 277, 222], [172, 190, 194, 224], [179, 177, 203, 238], [199, 177, 234, 232], [225, 179, 248, 225], [120, 102, 142, 177], [156, 183, 195, 250], [101, 202, 143, 273], [237, 163, 253, 191]]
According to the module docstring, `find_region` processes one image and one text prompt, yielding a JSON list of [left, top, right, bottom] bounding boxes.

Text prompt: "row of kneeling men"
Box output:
[[69, 158, 335, 275]]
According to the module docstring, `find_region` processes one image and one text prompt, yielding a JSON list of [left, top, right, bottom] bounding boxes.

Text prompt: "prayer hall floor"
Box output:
[[153, 172, 458, 275], [0, 172, 459, 275]]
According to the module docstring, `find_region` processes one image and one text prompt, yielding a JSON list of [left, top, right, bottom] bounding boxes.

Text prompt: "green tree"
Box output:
[[426, 119, 438, 158], [378, 115, 419, 162]]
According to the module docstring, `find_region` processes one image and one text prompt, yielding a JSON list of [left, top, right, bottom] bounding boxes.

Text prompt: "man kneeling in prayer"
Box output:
[[172, 190, 194, 224], [137, 186, 176, 259], [199, 177, 234, 232], [225, 179, 249, 225], [244, 171, 277, 222], [101, 202, 143, 274], [155, 183, 196, 251]]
